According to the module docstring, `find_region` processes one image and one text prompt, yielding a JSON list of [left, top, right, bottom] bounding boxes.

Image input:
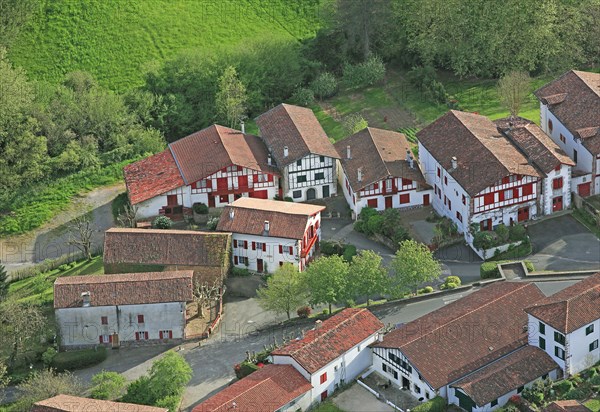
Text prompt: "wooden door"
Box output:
[[518, 207, 529, 222], [423, 194, 430, 206], [322, 185, 330, 198], [553, 196, 563, 212], [306, 188, 316, 200], [257, 259, 264, 273], [111, 333, 119, 349], [578, 182, 591, 197], [238, 175, 249, 190], [167, 195, 178, 206], [385, 196, 393, 209], [208, 195, 215, 208]]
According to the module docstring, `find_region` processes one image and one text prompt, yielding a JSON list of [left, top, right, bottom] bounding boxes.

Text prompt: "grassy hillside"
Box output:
[[9, 0, 325, 91]]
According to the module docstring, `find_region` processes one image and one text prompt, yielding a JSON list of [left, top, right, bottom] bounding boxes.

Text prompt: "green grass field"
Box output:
[[9, 0, 325, 91]]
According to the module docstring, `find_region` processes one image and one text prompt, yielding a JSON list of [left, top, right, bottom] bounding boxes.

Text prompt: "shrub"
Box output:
[[480, 262, 501, 279], [90, 371, 126, 400], [473, 231, 496, 250], [322, 309, 329, 315], [525, 261, 535, 272], [206, 216, 219, 230], [42, 347, 57, 367], [411, 396, 446, 412], [359, 207, 378, 222], [342, 244, 357, 262], [554, 380, 573, 395], [444, 276, 461, 286], [420, 286, 434, 294], [366, 215, 384, 235], [297, 306, 311, 318], [193, 203, 208, 214], [155, 395, 181, 412], [234, 361, 259, 379], [283, 197, 293, 202], [563, 387, 591, 400], [231, 267, 251, 277], [52, 347, 107, 371], [311, 72, 338, 100], [509, 225, 527, 242], [342, 113, 368, 135], [152, 216, 172, 229], [407, 65, 448, 104], [353, 220, 367, 233], [496, 224, 510, 243], [342, 55, 386, 88], [291, 87, 315, 106], [445, 282, 458, 289], [590, 374, 600, 385], [320, 240, 344, 256], [58, 264, 70, 272]]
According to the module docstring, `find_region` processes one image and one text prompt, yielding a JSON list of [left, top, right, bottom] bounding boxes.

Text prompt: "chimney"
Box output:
[[264, 220, 270, 233], [378, 332, 384, 342], [357, 167, 363, 182], [240, 121, 245, 134], [82, 292, 91, 307], [284, 146, 289, 158], [229, 209, 235, 219], [451, 156, 457, 170], [346, 145, 352, 160], [315, 320, 323, 330], [406, 149, 411, 163], [267, 154, 272, 166]]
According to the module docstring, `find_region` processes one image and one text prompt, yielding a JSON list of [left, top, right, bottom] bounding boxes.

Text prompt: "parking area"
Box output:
[[527, 215, 600, 271], [331, 382, 395, 412]]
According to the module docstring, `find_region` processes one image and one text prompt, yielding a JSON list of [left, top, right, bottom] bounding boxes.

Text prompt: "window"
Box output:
[[320, 155, 325, 163], [320, 372, 327, 384], [484, 193, 495, 205], [447, 199, 452, 211], [560, 134, 566, 143], [444, 176, 448, 185], [586, 324, 594, 335], [555, 346, 565, 360], [256, 242, 266, 252], [548, 119, 553, 132], [553, 177, 563, 190], [219, 194, 229, 203], [590, 340, 599, 352], [99, 334, 112, 344], [238, 256, 248, 265], [388, 353, 412, 373], [321, 391, 328, 401], [293, 190, 302, 199], [297, 159, 302, 166], [414, 385, 421, 394], [297, 175, 307, 183], [426, 392, 430, 400], [554, 331, 565, 345], [135, 331, 149, 341], [462, 194, 466, 205], [517, 386, 524, 394], [574, 149, 578, 164], [367, 198, 378, 208], [315, 172, 325, 180], [233, 239, 238, 248], [504, 189, 513, 201], [289, 246, 294, 255], [539, 337, 546, 350], [539, 322, 545, 335], [137, 315, 144, 324], [437, 167, 441, 178], [101, 316, 108, 325], [522, 183, 533, 196], [456, 212, 463, 222], [542, 374, 548, 380], [234, 256, 238, 265], [491, 399, 498, 407], [383, 364, 387, 372], [159, 330, 173, 339], [393, 370, 398, 380], [399, 193, 410, 204]]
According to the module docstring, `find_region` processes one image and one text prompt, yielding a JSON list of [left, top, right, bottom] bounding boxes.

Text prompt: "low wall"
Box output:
[[473, 240, 523, 260]]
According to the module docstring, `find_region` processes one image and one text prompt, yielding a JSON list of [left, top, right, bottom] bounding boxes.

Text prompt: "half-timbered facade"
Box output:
[[124, 125, 278, 219], [335, 127, 432, 218], [256, 104, 340, 202], [534, 70, 600, 197], [216, 198, 325, 273]]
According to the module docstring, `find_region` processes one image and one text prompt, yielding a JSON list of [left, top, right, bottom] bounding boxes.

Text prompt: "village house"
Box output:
[[124, 124, 278, 220], [418, 110, 574, 251], [192, 364, 314, 412], [526, 272, 600, 376], [54, 271, 193, 348], [543, 400, 592, 412], [216, 197, 325, 273], [534, 70, 600, 197], [32, 395, 168, 412], [256, 103, 340, 202], [334, 127, 432, 218]]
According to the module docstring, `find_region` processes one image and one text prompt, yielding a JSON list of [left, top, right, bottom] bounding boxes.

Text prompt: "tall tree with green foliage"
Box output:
[[347, 250, 388, 306], [90, 371, 126, 400], [305, 255, 349, 313], [257, 263, 308, 320], [497, 71, 531, 119], [389, 240, 442, 297], [16, 369, 83, 411], [0, 263, 8, 301], [0, 300, 46, 368], [215, 66, 247, 129]]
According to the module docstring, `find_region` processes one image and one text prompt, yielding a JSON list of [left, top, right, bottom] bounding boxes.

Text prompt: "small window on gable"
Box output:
[[548, 119, 553, 132], [320, 155, 325, 163], [101, 316, 108, 325], [491, 399, 498, 407], [560, 134, 566, 143], [437, 167, 441, 178], [320, 372, 327, 384], [462, 194, 466, 205], [137, 314, 144, 324], [555, 164, 561, 172], [297, 159, 302, 166], [586, 324, 594, 335]]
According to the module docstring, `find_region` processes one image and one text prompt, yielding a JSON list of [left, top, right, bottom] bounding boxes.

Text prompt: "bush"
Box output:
[[231, 267, 251, 277], [58, 264, 70, 272], [342, 244, 357, 262], [322, 309, 329, 315], [42, 347, 57, 367], [342, 56, 386, 88], [473, 231, 496, 250], [480, 262, 501, 279], [234, 361, 259, 379], [554, 380, 573, 395], [419, 286, 434, 294], [320, 240, 344, 257], [366, 215, 384, 235], [353, 220, 367, 233], [193, 203, 208, 214], [509, 225, 527, 242], [90, 371, 126, 400], [496, 224, 510, 243], [297, 306, 311, 318], [359, 207, 378, 222], [590, 374, 600, 385], [407, 65, 448, 104], [291, 87, 315, 106], [444, 276, 461, 286], [206, 216, 219, 230], [563, 387, 591, 400], [52, 347, 107, 371], [411, 396, 446, 412], [152, 216, 172, 229], [155, 395, 181, 411], [311, 72, 338, 100], [525, 261, 535, 272]]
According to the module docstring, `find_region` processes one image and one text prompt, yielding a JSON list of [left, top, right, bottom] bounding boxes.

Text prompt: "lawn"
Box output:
[[311, 400, 346, 412], [9, 0, 325, 91], [586, 398, 600, 412]]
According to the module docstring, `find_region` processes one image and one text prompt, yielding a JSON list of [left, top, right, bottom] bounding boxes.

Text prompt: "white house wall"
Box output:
[[231, 233, 300, 273], [540, 165, 572, 215], [566, 320, 600, 374], [283, 155, 337, 201]]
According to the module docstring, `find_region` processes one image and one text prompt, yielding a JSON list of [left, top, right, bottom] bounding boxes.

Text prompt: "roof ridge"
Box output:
[[221, 366, 286, 406], [368, 128, 396, 179], [572, 70, 600, 98], [281, 104, 311, 156], [167, 144, 187, 185]]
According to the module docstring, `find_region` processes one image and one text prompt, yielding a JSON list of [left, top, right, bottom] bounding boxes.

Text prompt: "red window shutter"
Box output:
[[109, 335, 113, 343], [234, 256, 238, 265], [320, 372, 327, 384], [289, 246, 293, 255], [244, 240, 248, 249], [279, 245, 283, 254], [169, 331, 173, 339], [553, 178, 563, 189], [502, 176, 510, 185], [233, 239, 238, 248], [159, 331, 163, 339], [99, 336, 103, 343], [135, 332, 140, 341], [402, 178, 411, 186], [513, 188, 519, 198], [262, 243, 266, 252], [498, 191, 505, 202], [484, 193, 494, 205], [144, 332, 149, 340], [444, 176, 448, 185], [252, 241, 256, 250], [315, 220, 320, 229], [437, 167, 441, 177], [522, 184, 533, 196], [399, 193, 410, 204], [555, 164, 561, 171]]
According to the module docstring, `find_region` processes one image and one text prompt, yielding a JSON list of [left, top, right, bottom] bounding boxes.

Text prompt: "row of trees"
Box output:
[[258, 240, 442, 319]]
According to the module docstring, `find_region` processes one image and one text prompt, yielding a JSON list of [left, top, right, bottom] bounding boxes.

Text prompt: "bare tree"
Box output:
[[0, 360, 8, 404], [497, 71, 531, 119], [193, 278, 224, 319], [117, 202, 138, 228], [68, 215, 95, 261], [0, 300, 46, 368]]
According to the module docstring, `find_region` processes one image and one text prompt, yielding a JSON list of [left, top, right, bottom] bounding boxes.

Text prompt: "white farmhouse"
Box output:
[[54, 271, 193, 348], [334, 127, 432, 218], [124, 124, 279, 220], [216, 197, 325, 273], [256, 104, 340, 202], [534, 70, 600, 197], [526, 272, 600, 376]]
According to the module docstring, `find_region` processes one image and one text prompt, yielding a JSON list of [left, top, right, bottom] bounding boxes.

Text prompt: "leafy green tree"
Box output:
[[497, 71, 531, 119], [310, 72, 338, 100], [305, 255, 349, 314], [342, 113, 368, 135], [389, 240, 442, 297], [215, 66, 247, 129], [90, 371, 126, 400], [0, 0, 37, 46], [348, 250, 388, 306], [257, 263, 308, 320], [16, 369, 83, 411], [0, 263, 8, 301], [0, 300, 46, 368]]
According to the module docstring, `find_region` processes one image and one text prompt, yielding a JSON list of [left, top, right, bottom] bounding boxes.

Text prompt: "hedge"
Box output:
[[52, 346, 107, 371], [480, 260, 534, 279], [412, 396, 447, 412]]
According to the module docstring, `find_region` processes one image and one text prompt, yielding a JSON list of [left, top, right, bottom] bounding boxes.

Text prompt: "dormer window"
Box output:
[[548, 119, 553, 132], [586, 324, 594, 335], [82, 292, 91, 307]]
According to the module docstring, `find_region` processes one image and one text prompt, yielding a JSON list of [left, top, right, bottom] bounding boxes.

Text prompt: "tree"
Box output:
[[348, 250, 388, 306], [257, 263, 309, 320], [215, 66, 247, 129], [342, 113, 368, 135], [304, 255, 349, 313], [117, 202, 138, 228], [0, 263, 8, 301], [193, 277, 223, 319], [497, 71, 531, 119], [0, 360, 8, 404], [0, 0, 37, 46], [90, 371, 126, 400], [389, 240, 442, 297], [17, 369, 83, 411], [0, 300, 46, 368], [67, 215, 95, 261]]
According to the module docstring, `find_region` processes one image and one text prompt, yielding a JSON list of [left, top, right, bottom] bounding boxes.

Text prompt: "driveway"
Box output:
[[332, 383, 395, 412], [527, 215, 600, 271]]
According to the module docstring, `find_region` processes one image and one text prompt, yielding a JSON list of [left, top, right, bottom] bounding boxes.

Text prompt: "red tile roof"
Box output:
[[256, 103, 339, 167], [417, 111, 541, 196], [54, 271, 194, 309], [374, 282, 545, 389], [124, 149, 185, 205], [543, 400, 591, 412], [334, 127, 426, 192], [169, 124, 277, 185], [192, 364, 311, 412], [32, 395, 168, 412], [451, 346, 558, 406], [216, 198, 325, 240], [534, 70, 600, 154], [526, 272, 600, 333], [271, 308, 384, 374]]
